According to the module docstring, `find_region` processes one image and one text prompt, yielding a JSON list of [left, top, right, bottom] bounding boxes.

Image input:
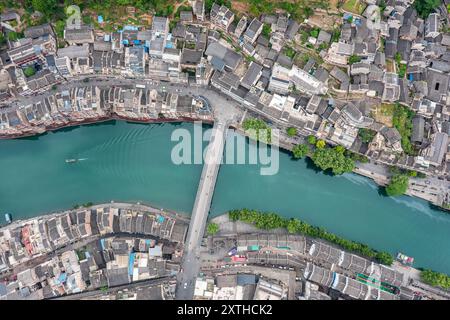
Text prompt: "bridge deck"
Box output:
[[176, 120, 228, 299]]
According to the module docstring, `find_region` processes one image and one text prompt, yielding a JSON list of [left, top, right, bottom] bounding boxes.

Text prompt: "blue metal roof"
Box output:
[[128, 253, 135, 276]]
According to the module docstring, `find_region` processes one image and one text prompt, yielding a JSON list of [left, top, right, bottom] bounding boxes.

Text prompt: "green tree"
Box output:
[[262, 24, 271, 38], [311, 147, 355, 175], [316, 140, 326, 149], [23, 66, 36, 77], [307, 135, 317, 145], [54, 20, 65, 39], [304, 6, 313, 18], [292, 144, 309, 159], [32, 0, 57, 17], [414, 0, 440, 19], [375, 251, 394, 265], [358, 128, 376, 143], [309, 27, 320, 38], [348, 55, 361, 64], [7, 31, 20, 41], [385, 174, 409, 196], [0, 33, 6, 46], [407, 170, 417, 177], [207, 223, 219, 235], [243, 118, 271, 143], [421, 269, 450, 289], [286, 127, 297, 137], [393, 104, 415, 155]]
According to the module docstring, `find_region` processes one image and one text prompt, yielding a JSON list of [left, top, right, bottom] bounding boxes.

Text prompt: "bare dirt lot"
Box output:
[[372, 103, 394, 127], [308, 12, 341, 30]]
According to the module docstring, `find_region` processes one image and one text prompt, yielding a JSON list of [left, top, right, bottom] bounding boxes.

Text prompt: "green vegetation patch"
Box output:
[[23, 66, 36, 77], [421, 269, 450, 289], [286, 127, 297, 137], [342, 0, 367, 15], [243, 118, 271, 143], [358, 128, 376, 143], [311, 145, 355, 175], [385, 174, 409, 197], [309, 27, 320, 39], [395, 53, 407, 78], [414, 0, 440, 19], [283, 46, 296, 59], [307, 135, 317, 145], [7, 31, 22, 41], [331, 29, 341, 43], [246, 0, 320, 22], [75, 249, 87, 261], [229, 209, 394, 265], [292, 144, 309, 159], [262, 24, 271, 38], [392, 103, 415, 155], [348, 55, 362, 64], [207, 222, 219, 235]]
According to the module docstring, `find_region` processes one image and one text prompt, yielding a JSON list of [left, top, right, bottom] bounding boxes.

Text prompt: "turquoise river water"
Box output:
[[0, 121, 449, 273]]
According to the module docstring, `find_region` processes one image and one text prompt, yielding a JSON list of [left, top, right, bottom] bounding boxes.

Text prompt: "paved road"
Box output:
[[12, 76, 242, 119], [176, 120, 229, 299], [356, 161, 450, 205], [52, 275, 175, 300]]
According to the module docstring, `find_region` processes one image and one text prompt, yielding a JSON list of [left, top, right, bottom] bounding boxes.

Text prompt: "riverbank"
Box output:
[[0, 201, 191, 232], [0, 113, 213, 140], [232, 125, 449, 212]]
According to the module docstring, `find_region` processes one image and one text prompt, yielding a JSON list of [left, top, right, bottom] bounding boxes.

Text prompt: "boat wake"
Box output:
[[65, 158, 88, 163]]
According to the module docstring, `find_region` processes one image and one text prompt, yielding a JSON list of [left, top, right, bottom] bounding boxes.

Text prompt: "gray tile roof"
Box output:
[[205, 41, 242, 70], [241, 62, 262, 89]]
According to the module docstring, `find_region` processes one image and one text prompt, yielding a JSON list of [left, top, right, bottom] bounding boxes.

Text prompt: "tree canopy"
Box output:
[[348, 55, 362, 64], [393, 103, 415, 155], [358, 128, 376, 143], [32, 0, 57, 17], [421, 269, 450, 289], [385, 174, 409, 196], [307, 135, 317, 145], [286, 127, 297, 137], [311, 146, 355, 175], [243, 118, 271, 143], [207, 223, 219, 235], [292, 144, 309, 159], [315, 139, 326, 149], [23, 66, 36, 77], [414, 0, 440, 19]]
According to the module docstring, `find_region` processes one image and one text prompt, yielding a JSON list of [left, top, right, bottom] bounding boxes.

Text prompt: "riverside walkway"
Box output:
[[176, 119, 229, 299]]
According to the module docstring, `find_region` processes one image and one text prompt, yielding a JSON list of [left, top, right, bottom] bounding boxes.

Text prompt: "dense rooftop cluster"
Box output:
[[196, 231, 417, 300], [0, 205, 187, 299], [1, 1, 449, 189]]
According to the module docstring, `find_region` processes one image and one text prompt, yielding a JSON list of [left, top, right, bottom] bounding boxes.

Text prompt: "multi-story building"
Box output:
[[243, 18, 263, 44], [210, 3, 234, 32], [125, 47, 145, 75], [149, 16, 169, 59]]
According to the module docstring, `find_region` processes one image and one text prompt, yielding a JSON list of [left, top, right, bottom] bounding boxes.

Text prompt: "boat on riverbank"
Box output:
[[4, 213, 12, 224], [397, 252, 414, 267]]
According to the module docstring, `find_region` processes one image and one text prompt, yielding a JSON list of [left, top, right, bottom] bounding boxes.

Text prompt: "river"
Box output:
[[1, 121, 449, 273]]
